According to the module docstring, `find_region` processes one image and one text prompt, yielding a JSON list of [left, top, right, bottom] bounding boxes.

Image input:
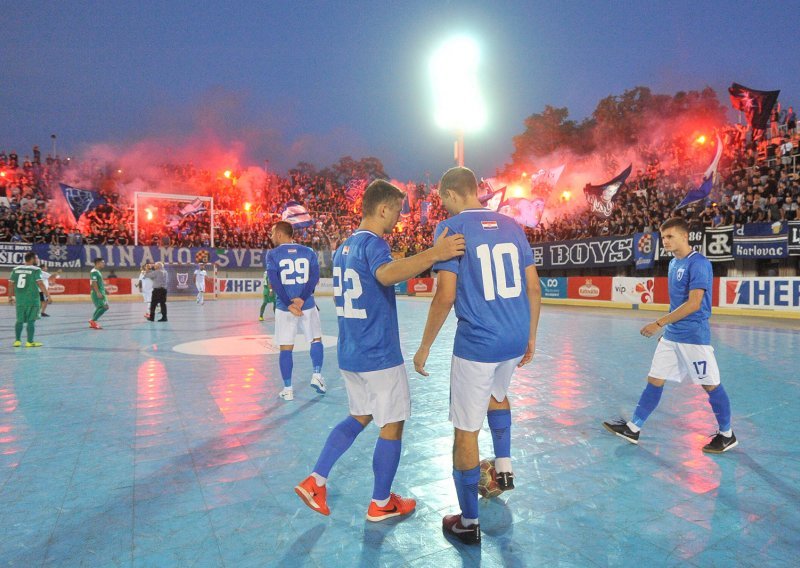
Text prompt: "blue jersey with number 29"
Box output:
[[433, 209, 534, 363], [266, 243, 319, 312], [333, 230, 404, 373]]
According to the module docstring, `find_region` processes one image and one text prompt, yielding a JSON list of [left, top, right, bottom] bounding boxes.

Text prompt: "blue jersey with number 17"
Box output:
[[332, 230, 404, 373], [433, 208, 534, 363], [266, 243, 319, 312]]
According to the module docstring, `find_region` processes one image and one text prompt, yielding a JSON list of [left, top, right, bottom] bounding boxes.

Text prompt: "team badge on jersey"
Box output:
[[481, 220, 499, 230], [676, 268, 685, 281], [342, 246, 350, 255]]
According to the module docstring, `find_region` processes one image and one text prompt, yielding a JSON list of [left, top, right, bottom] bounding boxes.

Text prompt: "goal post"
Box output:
[[133, 192, 215, 248]]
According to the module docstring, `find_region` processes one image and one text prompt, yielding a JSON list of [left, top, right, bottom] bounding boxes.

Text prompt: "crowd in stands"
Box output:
[[2, 103, 798, 253]]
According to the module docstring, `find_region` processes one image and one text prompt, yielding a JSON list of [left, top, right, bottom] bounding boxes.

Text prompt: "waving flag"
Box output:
[[345, 178, 367, 202], [583, 164, 632, 218], [420, 201, 431, 225], [59, 183, 106, 222], [499, 197, 546, 228], [400, 194, 411, 218], [675, 135, 723, 210], [729, 83, 780, 132], [179, 198, 207, 217], [281, 201, 314, 228], [530, 165, 565, 189], [479, 178, 507, 212]]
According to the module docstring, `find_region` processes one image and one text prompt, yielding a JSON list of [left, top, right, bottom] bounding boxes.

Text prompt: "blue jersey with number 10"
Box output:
[[266, 243, 319, 312], [433, 209, 534, 363], [332, 230, 403, 373]]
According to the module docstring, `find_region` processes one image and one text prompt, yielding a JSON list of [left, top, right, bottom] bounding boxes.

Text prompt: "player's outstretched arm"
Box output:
[[641, 288, 704, 338], [375, 227, 464, 287], [519, 264, 542, 367], [413, 270, 457, 376]]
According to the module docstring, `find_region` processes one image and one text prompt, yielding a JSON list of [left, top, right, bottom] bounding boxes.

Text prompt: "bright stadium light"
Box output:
[[430, 36, 487, 166]]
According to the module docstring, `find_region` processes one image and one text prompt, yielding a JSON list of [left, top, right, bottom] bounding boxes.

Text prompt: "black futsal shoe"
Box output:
[[496, 471, 515, 491], [442, 514, 481, 545], [702, 432, 738, 454], [602, 420, 640, 444]]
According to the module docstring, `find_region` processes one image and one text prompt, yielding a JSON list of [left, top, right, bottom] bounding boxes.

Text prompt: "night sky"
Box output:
[[3, 1, 799, 180]]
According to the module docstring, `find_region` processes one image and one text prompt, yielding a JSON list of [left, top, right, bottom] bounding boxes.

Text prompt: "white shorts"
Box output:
[[274, 306, 322, 346], [449, 355, 523, 432], [342, 364, 410, 428], [648, 338, 720, 386]]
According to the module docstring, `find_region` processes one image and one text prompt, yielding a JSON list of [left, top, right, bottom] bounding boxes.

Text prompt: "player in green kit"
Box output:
[[8, 252, 50, 347], [89, 258, 109, 329], [259, 270, 276, 321]]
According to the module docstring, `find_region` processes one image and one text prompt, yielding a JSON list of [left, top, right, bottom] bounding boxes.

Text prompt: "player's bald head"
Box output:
[[439, 167, 478, 198]]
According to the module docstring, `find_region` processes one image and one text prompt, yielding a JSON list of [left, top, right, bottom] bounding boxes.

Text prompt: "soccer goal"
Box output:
[[133, 192, 215, 247]]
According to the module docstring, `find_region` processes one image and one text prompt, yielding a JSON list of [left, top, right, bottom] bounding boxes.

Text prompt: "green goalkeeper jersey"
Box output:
[[10, 265, 43, 303], [90, 268, 106, 297], [263, 272, 276, 302]]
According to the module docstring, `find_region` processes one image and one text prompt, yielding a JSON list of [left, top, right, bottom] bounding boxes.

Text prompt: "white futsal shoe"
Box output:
[[278, 387, 294, 401], [310, 374, 327, 394]]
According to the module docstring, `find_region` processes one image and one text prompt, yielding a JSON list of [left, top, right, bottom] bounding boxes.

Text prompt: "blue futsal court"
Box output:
[[0, 297, 797, 567]]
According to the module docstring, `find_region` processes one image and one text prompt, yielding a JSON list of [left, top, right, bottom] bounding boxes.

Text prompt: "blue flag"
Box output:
[[420, 201, 431, 226], [676, 134, 723, 211], [281, 201, 314, 228], [675, 176, 714, 211], [59, 183, 106, 222], [400, 194, 411, 217]]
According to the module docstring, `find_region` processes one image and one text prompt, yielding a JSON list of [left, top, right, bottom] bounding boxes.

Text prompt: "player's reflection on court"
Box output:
[[0, 384, 22, 467]]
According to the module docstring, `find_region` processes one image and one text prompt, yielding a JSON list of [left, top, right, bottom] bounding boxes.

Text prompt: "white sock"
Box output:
[[311, 472, 326, 486], [494, 457, 512, 473], [626, 421, 641, 433], [461, 517, 479, 527], [719, 429, 732, 437], [372, 496, 390, 507]]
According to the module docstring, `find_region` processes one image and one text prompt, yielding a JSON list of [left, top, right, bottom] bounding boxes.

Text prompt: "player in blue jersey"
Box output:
[[413, 167, 542, 545], [266, 221, 326, 400], [603, 217, 737, 454], [294, 179, 465, 521]]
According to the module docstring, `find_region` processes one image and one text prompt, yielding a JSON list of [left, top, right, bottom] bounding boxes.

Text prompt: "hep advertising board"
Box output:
[[611, 277, 655, 304], [719, 277, 800, 311], [539, 277, 567, 299], [566, 277, 612, 301]]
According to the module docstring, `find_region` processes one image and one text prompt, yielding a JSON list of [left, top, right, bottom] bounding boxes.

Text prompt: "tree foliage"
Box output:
[[505, 86, 728, 175]]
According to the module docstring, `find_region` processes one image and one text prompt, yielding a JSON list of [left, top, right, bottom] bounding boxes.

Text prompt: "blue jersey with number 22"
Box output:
[[333, 230, 404, 373], [434, 209, 534, 363]]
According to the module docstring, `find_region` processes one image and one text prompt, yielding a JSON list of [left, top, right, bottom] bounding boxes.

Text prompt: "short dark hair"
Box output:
[[361, 180, 405, 216], [660, 217, 689, 234], [93, 257, 104, 265], [24, 251, 37, 262], [273, 220, 293, 238], [439, 167, 478, 198]]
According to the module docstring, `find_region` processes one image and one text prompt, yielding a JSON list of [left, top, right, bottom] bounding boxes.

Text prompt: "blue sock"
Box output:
[[313, 416, 364, 478], [631, 383, 664, 428], [279, 350, 293, 387], [372, 438, 402, 501], [310, 341, 323, 374], [707, 385, 732, 432], [487, 409, 512, 458], [453, 466, 480, 520]]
